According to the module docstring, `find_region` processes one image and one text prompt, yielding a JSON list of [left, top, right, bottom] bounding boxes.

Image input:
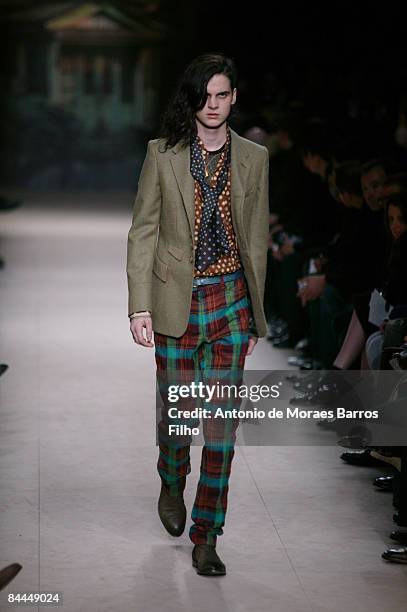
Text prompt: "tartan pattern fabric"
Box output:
[[154, 273, 252, 545]]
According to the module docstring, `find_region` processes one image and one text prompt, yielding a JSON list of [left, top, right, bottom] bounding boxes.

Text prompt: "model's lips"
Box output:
[[207, 114, 219, 117]]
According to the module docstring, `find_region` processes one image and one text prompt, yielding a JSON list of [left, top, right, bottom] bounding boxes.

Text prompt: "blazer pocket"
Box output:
[[167, 243, 185, 261], [153, 252, 168, 282]]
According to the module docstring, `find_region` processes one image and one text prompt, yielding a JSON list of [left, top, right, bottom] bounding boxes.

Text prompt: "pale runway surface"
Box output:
[[1, 192, 407, 611]]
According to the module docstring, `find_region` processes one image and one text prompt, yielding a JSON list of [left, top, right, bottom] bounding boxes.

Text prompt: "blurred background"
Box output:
[[0, 0, 406, 190]]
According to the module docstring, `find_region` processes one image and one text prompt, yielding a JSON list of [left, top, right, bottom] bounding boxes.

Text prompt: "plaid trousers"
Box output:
[[154, 272, 252, 546]]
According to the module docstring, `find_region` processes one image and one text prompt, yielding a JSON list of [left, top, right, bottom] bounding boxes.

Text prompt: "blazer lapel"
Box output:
[[230, 129, 250, 241], [169, 144, 195, 238]]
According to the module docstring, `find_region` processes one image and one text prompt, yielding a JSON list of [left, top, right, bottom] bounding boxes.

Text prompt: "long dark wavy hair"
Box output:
[[159, 53, 238, 150]]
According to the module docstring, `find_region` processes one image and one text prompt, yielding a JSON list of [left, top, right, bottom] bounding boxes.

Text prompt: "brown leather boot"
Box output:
[[158, 482, 186, 537], [192, 544, 226, 576]]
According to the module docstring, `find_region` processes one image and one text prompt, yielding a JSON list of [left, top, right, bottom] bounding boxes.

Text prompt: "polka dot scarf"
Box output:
[[190, 132, 232, 272]]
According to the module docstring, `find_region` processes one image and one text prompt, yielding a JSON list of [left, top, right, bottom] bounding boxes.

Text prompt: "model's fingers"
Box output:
[[137, 322, 151, 346], [130, 323, 138, 343], [246, 337, 257, 356], [132, 320, 147, 346], [145, 317, 153, 343]]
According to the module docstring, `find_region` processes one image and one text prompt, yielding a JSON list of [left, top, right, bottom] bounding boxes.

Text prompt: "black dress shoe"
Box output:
[[390, 530, 407, 544], [373, 475, 394, 491], [340, 449, 386, 467], [382, 546, 407, 563], [293, 381, 343, 407], [287, 355, 310, 367], [0, 564, 22, 591], [266, 319, 288, 339], [294, 337, 310, 352], [271, 334, 293, 348], [192, 544, 226, 576], [299, 359, 323, 370], [293, 372, 324, 392], [158, 483, 186, 537]]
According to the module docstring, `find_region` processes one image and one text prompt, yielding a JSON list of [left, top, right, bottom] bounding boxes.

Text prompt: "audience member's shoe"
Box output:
[[0, 563, 22, 591], [390, 530, 407, 545], [271, 332, 292, 348], [266, 319, 288, 341], [382, 546, 407, 564], [285, 372, 303, 383], [192, 544, 226, 576], [293, 372, 324, 392], [299, 359, 323, 370], [287, 355, 310, 367], [294, 337, 310, 352], [290, 381, 341, 406], [340, 449, 387, 467], [373, 475, 394, 491], [158, 482, 186, 537]]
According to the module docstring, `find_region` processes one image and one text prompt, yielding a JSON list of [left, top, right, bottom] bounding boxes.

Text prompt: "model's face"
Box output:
[[195, 73, 236, 130], [388, 204, 407, 240], [361, 166, 386, 211]]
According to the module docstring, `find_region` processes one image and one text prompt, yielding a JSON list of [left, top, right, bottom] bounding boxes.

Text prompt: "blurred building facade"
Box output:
[[0, 1, 165, 188]]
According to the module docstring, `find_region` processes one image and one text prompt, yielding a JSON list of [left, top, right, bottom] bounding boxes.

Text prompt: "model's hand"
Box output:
[[246, 336, 258, 356], [130, 316, 154, 347]]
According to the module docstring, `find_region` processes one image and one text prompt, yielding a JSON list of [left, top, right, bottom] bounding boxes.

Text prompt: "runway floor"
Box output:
[[1, 192, 407, 611]]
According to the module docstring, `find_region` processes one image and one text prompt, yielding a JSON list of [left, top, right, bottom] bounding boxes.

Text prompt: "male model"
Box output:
[[127, 54, 269, 575]]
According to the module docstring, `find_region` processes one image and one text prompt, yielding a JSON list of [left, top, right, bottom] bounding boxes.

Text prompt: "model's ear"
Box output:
[[231, 88, 237, 105]]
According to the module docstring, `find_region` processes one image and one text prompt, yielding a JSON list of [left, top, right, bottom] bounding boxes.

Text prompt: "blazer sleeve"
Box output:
[[127, 140, 162, 315], [250, 149, 270, 307]]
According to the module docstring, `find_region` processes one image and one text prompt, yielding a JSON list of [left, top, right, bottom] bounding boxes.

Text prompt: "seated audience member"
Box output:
[[365, 193, 407, 370], [361, 159, 390, 211], [297, 161, 385, 368], [380, 194, 407, 368], [333, 159, 392, 370], [266, 115, 341, 347]]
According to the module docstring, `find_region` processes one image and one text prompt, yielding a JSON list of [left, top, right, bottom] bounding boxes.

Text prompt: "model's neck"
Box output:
[[196, 122, 228, 151]]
